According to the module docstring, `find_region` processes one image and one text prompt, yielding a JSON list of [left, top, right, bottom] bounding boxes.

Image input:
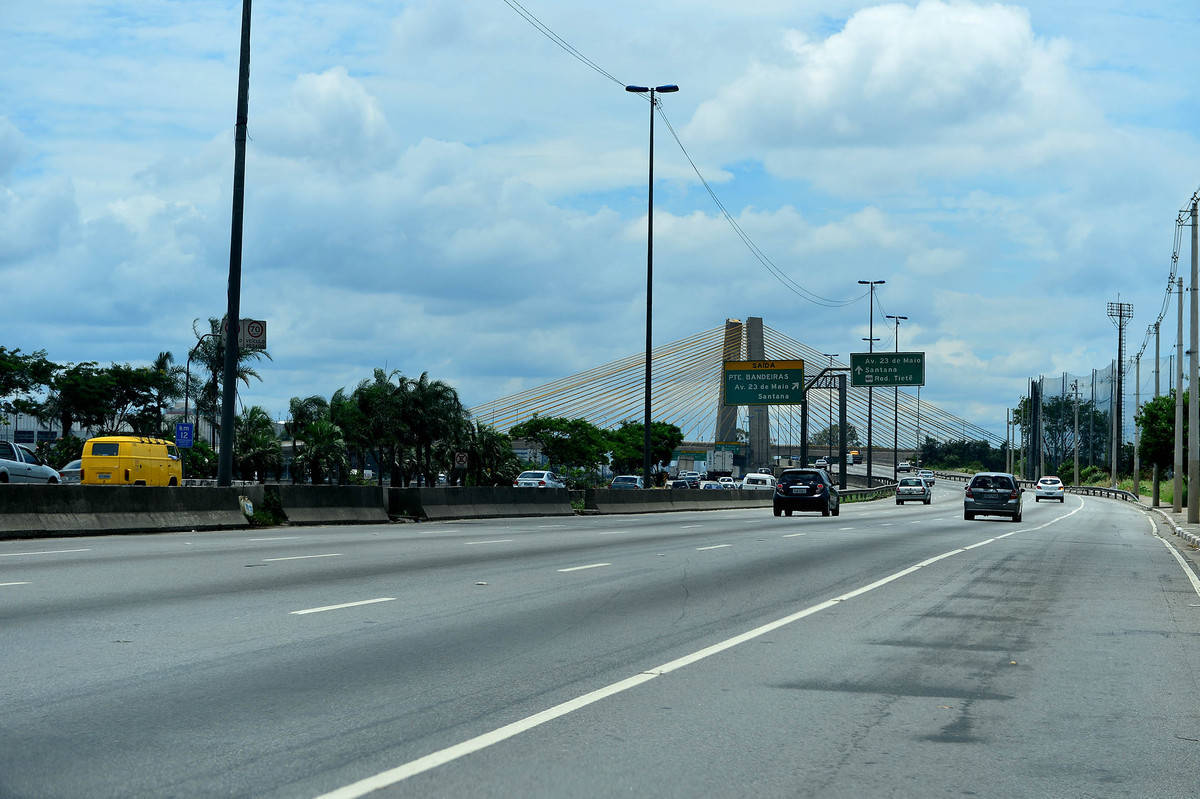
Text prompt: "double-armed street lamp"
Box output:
[[626, 83, 678, 488], [885, 314, 907, 481], [859, 279, 885, 480]]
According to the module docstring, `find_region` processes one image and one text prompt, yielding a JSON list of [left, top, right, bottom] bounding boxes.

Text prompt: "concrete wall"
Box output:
[[270, 485, 389, 525], [586, 488, 773, 514], [390, 486, 574, 521], [0, 485, 256, 538]]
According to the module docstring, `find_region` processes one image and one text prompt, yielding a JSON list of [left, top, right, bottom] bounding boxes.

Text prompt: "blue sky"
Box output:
[[2, 0, 1198, 439]]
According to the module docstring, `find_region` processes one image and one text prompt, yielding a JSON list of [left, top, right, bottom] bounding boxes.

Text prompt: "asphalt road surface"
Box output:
[[2, 485, 1199, 798]]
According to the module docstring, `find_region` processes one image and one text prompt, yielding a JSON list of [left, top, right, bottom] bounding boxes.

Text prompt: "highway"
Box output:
[[2, 487, 1199, 798]]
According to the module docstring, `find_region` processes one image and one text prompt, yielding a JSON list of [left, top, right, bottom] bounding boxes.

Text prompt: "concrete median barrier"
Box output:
[[389, 486, 574, 521], [585, 488, 773, 514], [0, 484, 256, 539], [269, 485, 389, 525]]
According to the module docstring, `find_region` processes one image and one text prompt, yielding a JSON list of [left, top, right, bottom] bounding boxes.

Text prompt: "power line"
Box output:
[[499, 0, 625, 88]]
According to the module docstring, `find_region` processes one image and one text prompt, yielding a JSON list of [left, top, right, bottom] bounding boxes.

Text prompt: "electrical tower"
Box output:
[[1107, 300, 1133, 478]]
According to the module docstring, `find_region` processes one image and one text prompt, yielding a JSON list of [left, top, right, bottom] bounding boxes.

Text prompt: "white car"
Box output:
[[814, 458, 829, 469], [740, 473, 776, 491], [0, 441, 61, 484], [717, 476, 737, 489], [896, 477, 932, 505], [897, 461, 912, 472], [917, 469, 935, 485], [1034, 475, 1065, 502], [513, 470, 565, 488]]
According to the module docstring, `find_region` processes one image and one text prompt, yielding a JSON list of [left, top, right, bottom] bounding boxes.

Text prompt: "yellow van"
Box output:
[[81, 436, 183, 486]]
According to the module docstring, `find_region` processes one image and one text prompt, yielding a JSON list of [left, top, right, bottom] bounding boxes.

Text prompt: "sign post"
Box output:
[[850, 352, 926, 387]]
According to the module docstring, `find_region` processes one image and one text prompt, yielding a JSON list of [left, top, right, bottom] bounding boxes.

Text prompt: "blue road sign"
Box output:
[[175, 422, 195, 449]]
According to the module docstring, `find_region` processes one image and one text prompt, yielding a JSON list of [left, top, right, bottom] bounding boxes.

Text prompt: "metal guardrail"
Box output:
[[840, 484, 896, 502], [933, 470, 1139, 502]]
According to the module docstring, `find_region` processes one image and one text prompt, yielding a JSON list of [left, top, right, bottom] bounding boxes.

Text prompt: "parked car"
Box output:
[[917, 469, 935, 485], [1034, 475, 1065, 502], [740, 473, 776, 491], [773, 468, 840, 517], [0, 441, 61, 484], [896, 476, 932, 505], [513, 470, 565, 488], [58, 459, 83, 484], [610, 475, 644, 489], [964, 472, 1023, 522]]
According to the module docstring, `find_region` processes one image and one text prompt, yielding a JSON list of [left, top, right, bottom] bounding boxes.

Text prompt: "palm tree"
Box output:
[[234, 405, 282, 481], [405, 371, 463, 487], [190, 318, 272, 446], [147, 351, 186, 436], [467, 421, 519, 486], [285, 395, 329, 484], [343, 369, 411, 486], [301, 418, 347, 485]]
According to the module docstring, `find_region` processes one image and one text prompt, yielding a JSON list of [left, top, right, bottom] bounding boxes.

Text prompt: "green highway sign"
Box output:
[[850, 352, 925, 387], [723, 359, 805, 405]]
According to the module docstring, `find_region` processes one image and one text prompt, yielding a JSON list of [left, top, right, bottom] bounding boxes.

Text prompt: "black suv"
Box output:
[[773, 468, 840, 517]]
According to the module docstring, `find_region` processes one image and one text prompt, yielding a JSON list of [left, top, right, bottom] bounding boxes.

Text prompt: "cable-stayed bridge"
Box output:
[[469, 318, 1002, 460]]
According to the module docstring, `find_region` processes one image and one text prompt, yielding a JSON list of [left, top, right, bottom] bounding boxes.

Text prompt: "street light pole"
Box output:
[[858, 279, 885, 482], [822, 353, 838, 462], [886, 314, 907, 481], [626, 82, 678, 489]]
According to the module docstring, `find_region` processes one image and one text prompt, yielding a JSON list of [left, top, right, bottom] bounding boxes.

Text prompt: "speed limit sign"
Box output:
[[238, 319, 267, 350]]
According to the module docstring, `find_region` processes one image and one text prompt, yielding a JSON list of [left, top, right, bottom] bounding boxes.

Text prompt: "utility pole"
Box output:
[[822, 353, 838, 462], [1072, 380, 1080, 486], [1107, 300, 1133, 488], [1175, 277, 1184, 513], [1190, 197, 1199, 523], [217, 0, 253, 487], [1153, 322, 1161, 506], [1134, 352, 1141, 499], [886, 314, 907, 481], [858, 280, 885, 483]]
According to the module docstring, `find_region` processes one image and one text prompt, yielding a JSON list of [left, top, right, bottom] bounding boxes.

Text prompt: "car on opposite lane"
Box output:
[[895, 476, 932, 505], [513, 470, 566, 488], [0, 441, 61, 484], [964, 471, 1023, 522], [58, 459, 82, 484], [1034, 475, 1066, 502], [773, 468, 840, 517], [610, 475, 644, 489]]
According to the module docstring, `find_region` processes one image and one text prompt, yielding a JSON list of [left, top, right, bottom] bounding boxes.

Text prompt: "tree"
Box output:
[[607, 420, 684, 477], [0, 347, 56, 417], [404, 372, 463, 488], [464, 421, 519, 486], [300, 418, 347, 485], [344, 369, 411, 486], [285, 395, 330, 484], [234, 405, 282, 481], [811, 423, 860, 448], [143, 351, 186, 436], [45, 363, 114, 439], [190, 318, 272, 446], [508, 415, 611, 471], [1137, 390, 1185, 472]]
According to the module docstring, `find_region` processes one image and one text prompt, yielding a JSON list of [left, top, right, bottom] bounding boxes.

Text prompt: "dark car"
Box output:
[[964, 472, 1023, 522], [773, 468, 840, 517]]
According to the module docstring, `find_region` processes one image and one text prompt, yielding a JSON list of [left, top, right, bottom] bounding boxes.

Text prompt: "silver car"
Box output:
[[513, 470, 565, 488], [58, 459, 83, 484], [0, 441, 61, 484], [895, 477, 932, 505]]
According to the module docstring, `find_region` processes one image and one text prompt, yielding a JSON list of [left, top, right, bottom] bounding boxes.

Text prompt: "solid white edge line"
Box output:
[[0, 548, 91, 557], [313, 501, 1091, 798], [557, 563, 611, 573], [290, 598, 396, 615], [264, 554, 342, 562], [1146, 514, 1200, 597]]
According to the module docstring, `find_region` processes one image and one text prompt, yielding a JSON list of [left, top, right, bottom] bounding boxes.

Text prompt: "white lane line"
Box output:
[[1146, 514, 1200, 598], [249, 536, 301, 541], [782, 532, 807, 538], [263, 553, 341, 562], [963, 538, 996, 551], [290, 597, 396, 616], [597, 530, 631, 536], [839, 527, 854, 531], [909, 520, 923, 524], [464, 539, 513, 546], [0, 582, 31, 587], [680, 524, 703, 529], [316, 525, 1004, 798], [696, 544, 731, 551], [0, 548, 91, 557], [557, 563, 611, 573], [537, 525, 569, 529], [881, 523, 894, 527]]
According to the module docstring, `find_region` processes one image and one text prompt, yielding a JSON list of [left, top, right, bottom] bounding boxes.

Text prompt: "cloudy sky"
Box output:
[[3, 0, 1198, 438]]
